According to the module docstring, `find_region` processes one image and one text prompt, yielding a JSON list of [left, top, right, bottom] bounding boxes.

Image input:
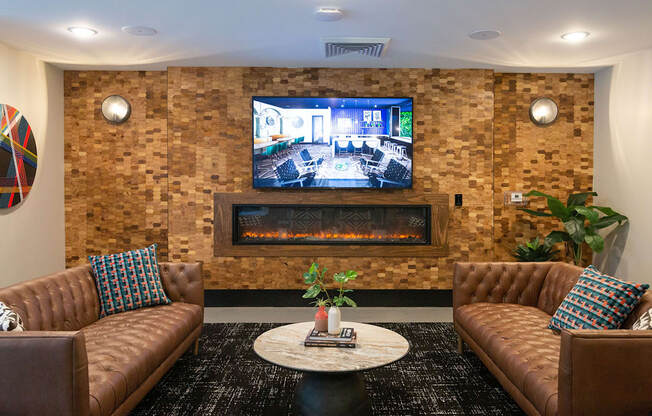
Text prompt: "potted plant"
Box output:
[[512, 237, 559, 262], [302, 263, 357, 334], [519, 191, 628, 266]]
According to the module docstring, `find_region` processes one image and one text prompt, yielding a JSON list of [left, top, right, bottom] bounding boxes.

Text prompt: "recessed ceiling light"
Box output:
[[67, 26, 98, 38], [561, 31, 590, 42], [122, 26, 158, 36], [314, 7, 344, 22], [469, 30, 501, 40]]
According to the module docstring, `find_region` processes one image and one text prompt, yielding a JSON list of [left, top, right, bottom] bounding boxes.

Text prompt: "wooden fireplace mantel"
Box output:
[[213, 192, 449, 257]]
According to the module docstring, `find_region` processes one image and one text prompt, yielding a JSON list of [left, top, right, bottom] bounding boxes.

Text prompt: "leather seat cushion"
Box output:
[[456, 303, 560, 416], [83, 302, 202, 416]]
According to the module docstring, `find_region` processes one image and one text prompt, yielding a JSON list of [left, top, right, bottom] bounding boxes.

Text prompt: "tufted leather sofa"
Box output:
[[0, 262, 204, 416], [454, 262, 652, 416]]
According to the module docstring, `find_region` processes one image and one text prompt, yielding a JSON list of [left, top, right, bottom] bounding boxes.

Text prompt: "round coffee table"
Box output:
[[253, 321, 409, 416]]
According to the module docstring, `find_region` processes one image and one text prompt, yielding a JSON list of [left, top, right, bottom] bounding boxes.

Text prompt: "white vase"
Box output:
[[328, 306, 341, 335]]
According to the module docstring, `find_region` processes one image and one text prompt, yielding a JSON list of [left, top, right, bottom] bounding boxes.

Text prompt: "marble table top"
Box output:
[[253, 321, 410, 373]]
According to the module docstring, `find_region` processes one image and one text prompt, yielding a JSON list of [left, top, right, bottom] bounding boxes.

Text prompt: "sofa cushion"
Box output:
[[83, 302, 202, 416], [89, 244, 171, 318], [0, 301, 24, 331], [549, 265, 649, 331], [456, 303, 560, 416], [633, 308, 652, 330]]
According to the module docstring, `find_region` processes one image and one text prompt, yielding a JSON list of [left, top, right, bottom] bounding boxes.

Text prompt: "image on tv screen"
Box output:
[[252, 97, 413, 189]]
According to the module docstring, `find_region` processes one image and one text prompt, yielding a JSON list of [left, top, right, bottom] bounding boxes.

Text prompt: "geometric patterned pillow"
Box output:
[[89, 244, 171, 318], [549, 265, 649, 331], [632, 308, 652, 330], [0, 301, 24, 331]]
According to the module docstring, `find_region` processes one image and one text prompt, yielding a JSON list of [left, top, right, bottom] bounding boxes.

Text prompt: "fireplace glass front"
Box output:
[[233, 204, 430, 245]]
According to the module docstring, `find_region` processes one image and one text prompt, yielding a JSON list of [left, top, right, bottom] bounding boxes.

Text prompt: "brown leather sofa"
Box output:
[[0, 262, 204, 416], [454, 261, 652, 416]]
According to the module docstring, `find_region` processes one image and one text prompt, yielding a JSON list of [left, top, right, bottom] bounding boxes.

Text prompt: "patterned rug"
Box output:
[[131, 323, 524, 416]]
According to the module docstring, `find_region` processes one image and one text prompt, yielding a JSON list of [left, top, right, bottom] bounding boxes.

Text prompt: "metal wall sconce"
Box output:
[[101, 95, 131, 124], [529, 97, 558, 126]]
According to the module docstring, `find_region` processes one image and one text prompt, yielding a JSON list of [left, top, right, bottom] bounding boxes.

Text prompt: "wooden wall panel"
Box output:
[[493, 73, 594, 260], [63, 68, 593, 290], [166, 67, 494, 289], [64, 71, 168, 264]]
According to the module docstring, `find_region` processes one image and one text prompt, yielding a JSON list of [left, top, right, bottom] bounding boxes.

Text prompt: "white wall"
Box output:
[[0, 42, 64, 287], [594, 48, 652, 284]]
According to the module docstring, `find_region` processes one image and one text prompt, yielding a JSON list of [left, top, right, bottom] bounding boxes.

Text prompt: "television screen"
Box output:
[[252, 97, 413, 189]]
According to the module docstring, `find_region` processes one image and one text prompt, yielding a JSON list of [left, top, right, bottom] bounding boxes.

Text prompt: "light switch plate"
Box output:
[[504, 191, 528, 207]]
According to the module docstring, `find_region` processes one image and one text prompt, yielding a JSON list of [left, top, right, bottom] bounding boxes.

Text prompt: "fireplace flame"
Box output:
[[240, 231, 424, 241]]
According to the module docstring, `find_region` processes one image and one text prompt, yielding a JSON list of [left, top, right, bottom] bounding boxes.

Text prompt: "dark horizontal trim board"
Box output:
[[204, 290, 452, 307]]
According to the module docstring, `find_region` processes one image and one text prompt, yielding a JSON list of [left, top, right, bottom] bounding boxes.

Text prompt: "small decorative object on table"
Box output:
[[313, 299, 328, 332], [302, 262, 357, 336], [304, 327, 357, 348]]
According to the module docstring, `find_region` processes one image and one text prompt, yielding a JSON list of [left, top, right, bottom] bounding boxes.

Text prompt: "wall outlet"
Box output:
[[454, 194, 463, 207]]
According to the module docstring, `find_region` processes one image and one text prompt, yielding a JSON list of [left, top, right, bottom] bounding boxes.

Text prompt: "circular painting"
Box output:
[[0, 104, 37, 208]]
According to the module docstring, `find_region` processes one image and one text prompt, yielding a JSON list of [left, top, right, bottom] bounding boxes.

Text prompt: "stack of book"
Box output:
[[304, 327, 357, 348]]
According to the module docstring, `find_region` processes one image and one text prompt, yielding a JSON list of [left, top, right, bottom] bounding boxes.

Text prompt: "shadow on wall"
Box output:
[[593, 222, 629, 276]]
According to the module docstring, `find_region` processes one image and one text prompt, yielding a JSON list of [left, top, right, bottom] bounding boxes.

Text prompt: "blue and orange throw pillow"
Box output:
[[549, 265, 648, 330], [89, 244, 170, 318]]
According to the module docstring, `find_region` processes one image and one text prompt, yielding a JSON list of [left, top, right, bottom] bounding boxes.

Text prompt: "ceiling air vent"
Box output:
[[322, 37, 391, 58]]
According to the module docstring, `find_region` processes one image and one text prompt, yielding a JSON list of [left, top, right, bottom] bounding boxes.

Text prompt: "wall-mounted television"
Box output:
[[252, 97, 413, 189]]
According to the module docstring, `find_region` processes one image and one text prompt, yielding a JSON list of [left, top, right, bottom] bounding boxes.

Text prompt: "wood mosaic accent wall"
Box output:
[[167, 67, 494, 289], [64, 71, 169, 264], [493, 73, 594, 260], [64, 68, 594, 290]]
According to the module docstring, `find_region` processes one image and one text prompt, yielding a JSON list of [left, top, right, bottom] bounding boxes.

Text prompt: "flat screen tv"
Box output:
[[252, 97, 413, 189]]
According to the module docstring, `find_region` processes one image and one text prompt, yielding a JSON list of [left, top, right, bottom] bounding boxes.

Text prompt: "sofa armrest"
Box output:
[[559, 329, 652, 416], [453, 262, 552, 313], [159, 262, 204, 308], [0, 331, 89, 416]]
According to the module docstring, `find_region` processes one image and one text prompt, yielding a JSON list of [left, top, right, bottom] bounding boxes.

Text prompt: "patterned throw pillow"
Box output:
[[549, 265, 649, 331], [89, 244, 171, 318], [632, 309, 652, 330], [0, 301, 24, 331]]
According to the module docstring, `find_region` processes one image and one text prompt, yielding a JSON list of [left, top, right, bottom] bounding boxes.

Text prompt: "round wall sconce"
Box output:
[[101, 95, 131, 124], [529, 97, 558, 127]]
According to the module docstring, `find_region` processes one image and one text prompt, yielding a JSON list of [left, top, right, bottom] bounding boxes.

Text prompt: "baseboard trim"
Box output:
[[204, 289, 452, 307]]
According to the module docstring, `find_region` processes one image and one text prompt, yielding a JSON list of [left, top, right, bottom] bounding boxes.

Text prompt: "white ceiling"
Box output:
[[1, 0, 651, 71]]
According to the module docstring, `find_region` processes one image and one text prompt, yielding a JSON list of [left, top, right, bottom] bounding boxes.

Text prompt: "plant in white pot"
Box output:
[[302, 263, 357, 334]]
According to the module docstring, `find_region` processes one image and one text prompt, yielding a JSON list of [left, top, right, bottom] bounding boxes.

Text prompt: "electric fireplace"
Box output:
[[213, 192, 449, 257], [233, 205, 430, 245]]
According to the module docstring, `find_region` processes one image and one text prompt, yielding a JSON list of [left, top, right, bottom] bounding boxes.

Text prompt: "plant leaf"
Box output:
[[567, 192, 597, 207], [592, 214, 628, 229], [303, 272, 316, 284], [345, 270, 357, 279], [573, 206, 599, 224], [563, 217, 586, 244], [519, 208, 554, 217], [524, 190, 557, 199], [544, 231, 569, 250], [589, 206, 618, 216], [547, 198, 570, 220], [342, 296, 357, 307], [333, 272, 346, 283], [584, 229, 605, 252], [302, 284, 321, 298], [309, 263, 318, 274]]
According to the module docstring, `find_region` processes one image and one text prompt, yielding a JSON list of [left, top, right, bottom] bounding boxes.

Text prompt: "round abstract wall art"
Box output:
[[0, 104, 37, 208]]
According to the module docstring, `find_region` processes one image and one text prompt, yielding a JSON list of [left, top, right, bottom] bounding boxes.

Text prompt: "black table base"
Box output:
[[294, 371, 371, 416]]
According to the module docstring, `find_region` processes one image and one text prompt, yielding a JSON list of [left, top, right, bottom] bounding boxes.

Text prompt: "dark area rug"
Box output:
[[131, 323, 524, 416]]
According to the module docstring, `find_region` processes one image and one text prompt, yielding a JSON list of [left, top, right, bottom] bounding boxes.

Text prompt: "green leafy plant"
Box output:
[[519, 191, 628, 265], [302, 263, 357, 307], [512, 237, 559, 262]]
